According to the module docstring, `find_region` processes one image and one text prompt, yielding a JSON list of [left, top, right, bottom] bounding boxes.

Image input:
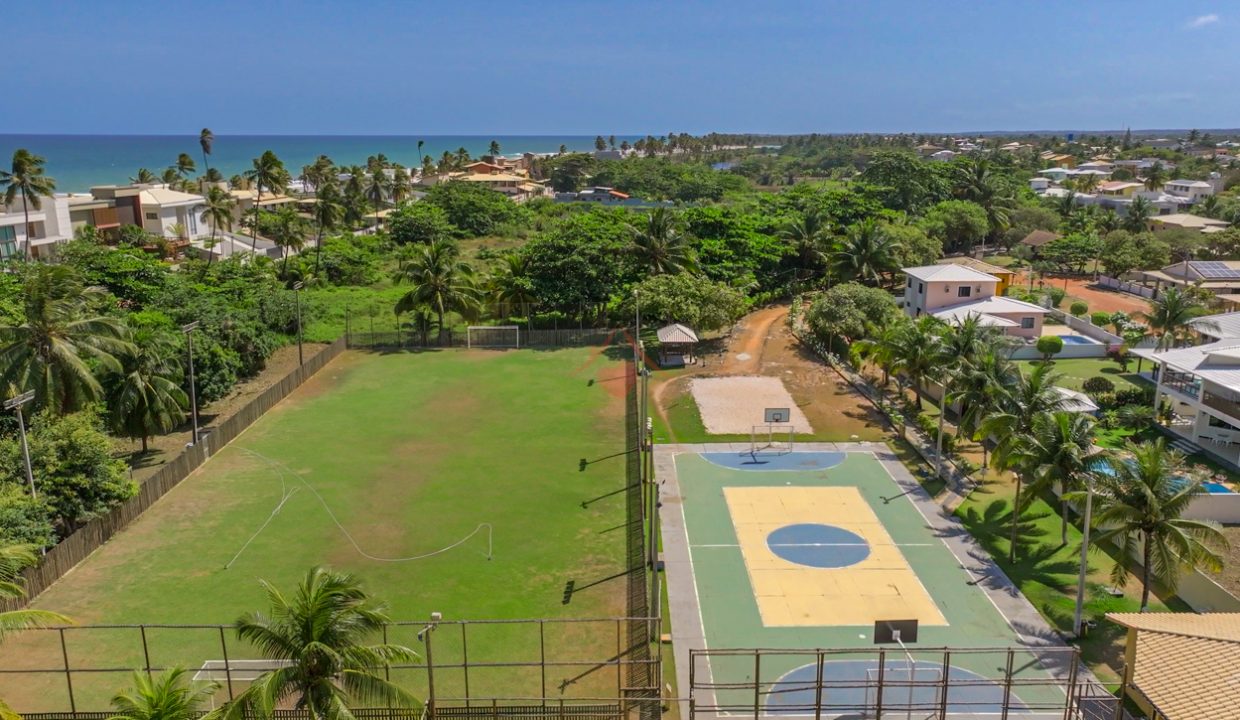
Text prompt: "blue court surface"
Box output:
[[765, 660, 1028, 715], [702, 451, 846, 471], [766, 523, 871, 568]]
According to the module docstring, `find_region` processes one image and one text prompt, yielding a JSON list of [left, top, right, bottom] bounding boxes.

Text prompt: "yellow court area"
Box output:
[[723, 486, 947, 628]]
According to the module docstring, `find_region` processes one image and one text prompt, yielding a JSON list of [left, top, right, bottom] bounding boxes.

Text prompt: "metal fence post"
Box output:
[[875, 648, 885, 719], [753, 650, 761, 720], [59, 628, 76, 713], [813, 651, 824, 720], [540, 620, 547, 701], [219, 626, 235, 701], [140, 624, 153, 679], [1001, 649, 1014, 720]]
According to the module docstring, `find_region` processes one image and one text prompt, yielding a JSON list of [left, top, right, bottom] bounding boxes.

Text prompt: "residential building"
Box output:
[[1137, 260, 1240, 296], [228, 188, 299, 223], [901, 264, 1048, 338], [137, 186, 208, 241], [576, 187, 631, 203], [1028, 177, 1051, 193], [1018, 229, 1060, 257], [939, 256, 1016, 295], [1095, 181, 1144, 198], [1037, 167, 1070, 182], [1164, 177, 1218, 203], [1106, 612, 1240, 720], [929, 149, 956, 162], [0, 194, 73, 260], [1149, 213, 1231, 234]]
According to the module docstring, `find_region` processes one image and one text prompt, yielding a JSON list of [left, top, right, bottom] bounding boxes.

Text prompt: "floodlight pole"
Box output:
[[634, 288, 641, 344], [5, 391, 37, 498], [293, 281, 305, 366], [1073, 479, 1095, 637], [183, 321, 200, 445], [893, 631, 915, 720], [420, 612, 441, 719]]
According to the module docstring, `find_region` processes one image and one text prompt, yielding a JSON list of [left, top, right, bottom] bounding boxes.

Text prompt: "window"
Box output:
[[1021, 317, 1035, 329], [0, 225, 16, 260], [145, 212, 158, 220], [918, 283, 924, 294], [957, 286, 972, 298], [906, 278, 912, 288]]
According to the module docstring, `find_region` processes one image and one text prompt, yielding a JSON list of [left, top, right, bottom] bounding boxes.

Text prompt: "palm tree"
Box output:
[[834, 219, 901, 286], [1092, 439, 1228, 610], [173, 153, 196, 182], [202, 168, 224, 184], [1026, 411, 1102, 545], [390, 168, 412, 205], [244, 151, 289, 253], [110, 331, 188, 453], [107, 668, 218, 720], [2, 543, 71, 720], [1141, 286, 1212, 349], [932, 314, 1000, 468], [266, 205, 309, 275], [365, 170, 392, 227], [630, 208, 696, 274], [1142, 162, 1167, 191], [978, 362, 1069, 561], [779, 211, 832, 280], [953, 157, 1015, 248], [394, 239, 481, 345], [488, 140, 501, 157], [311, 184, 344, 275], [160, 168, 180, 186], [887, 315, 945, 410], [455, 147, 470, 166], [199, 129, 215, 178], [950, 349, 1016, 477], [489, 253, 538, 319], [1122, 195, 1154, 233], [200, 186, 236, 264], [131, 168, 158, 184], [1, 149, 57, 261], [0, 265, 134, 414], [221, 567, 418, 720]]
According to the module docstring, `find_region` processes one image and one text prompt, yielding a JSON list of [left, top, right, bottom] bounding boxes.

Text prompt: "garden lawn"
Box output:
[[1015, 358, 1146, 393], [7, 347, 633, 711]]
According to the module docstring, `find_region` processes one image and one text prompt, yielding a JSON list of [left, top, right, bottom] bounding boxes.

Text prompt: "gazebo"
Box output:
[[656, 323, 699, 367]]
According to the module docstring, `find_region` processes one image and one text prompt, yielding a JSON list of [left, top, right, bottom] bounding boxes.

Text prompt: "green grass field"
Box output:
[[1014, 358, 1145, 393], [5, 347, 636, 711]]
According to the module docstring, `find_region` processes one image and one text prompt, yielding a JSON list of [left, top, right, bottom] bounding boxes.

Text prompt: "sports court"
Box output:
[[657, 443, 1081, 718]]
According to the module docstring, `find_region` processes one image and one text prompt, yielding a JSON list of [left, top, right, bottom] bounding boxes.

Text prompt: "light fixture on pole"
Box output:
[[1072, 475, 1096, 638], [4, 390, 37, 498], [292, 281, 305, 366], [417, 612, 442, 717], [182, 321, 201, 445]]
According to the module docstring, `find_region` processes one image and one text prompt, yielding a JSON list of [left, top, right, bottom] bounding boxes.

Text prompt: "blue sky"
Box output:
[[6, 1, 1236, 135]]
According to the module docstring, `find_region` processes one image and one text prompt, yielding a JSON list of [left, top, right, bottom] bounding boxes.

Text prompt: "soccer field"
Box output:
[[4, 347, 637, 711]]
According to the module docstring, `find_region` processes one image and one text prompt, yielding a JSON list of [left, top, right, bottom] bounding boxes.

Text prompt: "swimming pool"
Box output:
[[1057, 334, 1102, 345], [1090, 460, 1234, 493]]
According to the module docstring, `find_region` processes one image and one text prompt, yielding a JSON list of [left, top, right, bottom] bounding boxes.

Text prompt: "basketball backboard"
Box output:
[[764, 407, 790, 424]]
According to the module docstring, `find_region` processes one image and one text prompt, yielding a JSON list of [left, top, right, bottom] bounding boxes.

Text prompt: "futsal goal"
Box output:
[[750, 424, 795, 455], [467, 325, 520, 349]]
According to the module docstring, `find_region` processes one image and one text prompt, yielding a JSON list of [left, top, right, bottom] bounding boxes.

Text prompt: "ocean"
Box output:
[[0, 135, 636, 192]]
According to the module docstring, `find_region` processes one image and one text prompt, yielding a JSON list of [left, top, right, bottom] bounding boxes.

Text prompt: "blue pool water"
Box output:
[[1058, 334, 1101, 345], [1090, 460, 1234, 493]]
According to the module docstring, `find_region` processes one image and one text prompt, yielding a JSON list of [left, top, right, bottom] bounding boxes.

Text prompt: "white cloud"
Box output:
[[1185, 14, 1220, 29]]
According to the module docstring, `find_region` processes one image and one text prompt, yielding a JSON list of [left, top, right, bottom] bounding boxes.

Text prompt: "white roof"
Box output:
[[1132, 341, 1240, 393], [1168, 179, 1212, 188], [1191, 313, 1240, 339], [1054, 387, 1099, 414], [902, 264, 999, 282], [139, 186, 204, 207], [656, 323, 698, 344], [931, 295, 1050, 318], [934, 307, 1018, 327]]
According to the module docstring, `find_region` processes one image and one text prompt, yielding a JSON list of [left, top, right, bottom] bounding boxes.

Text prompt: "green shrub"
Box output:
[[1036, 335, 1064, 361], [1112, 386, 1155, 406], [1115, 404, 1154, 430], [1047, 286, 1066, 308], [1082, 376, 1115, 396], [1090, 311, 1112, 327], [1070, 300, 1089, 316]]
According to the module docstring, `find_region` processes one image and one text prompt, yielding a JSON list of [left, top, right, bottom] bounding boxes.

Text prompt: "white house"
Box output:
[[1029, 177, 1052, 193], [1164, 178, 1217, 203], [929, 149, 957, 162], [137, 186, 209, 240], [0, 194, 73, 260], [901, 264, 1048, 339]]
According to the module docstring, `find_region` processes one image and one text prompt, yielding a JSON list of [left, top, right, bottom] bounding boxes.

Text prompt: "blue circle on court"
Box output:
[[766, 523, 870, 568]]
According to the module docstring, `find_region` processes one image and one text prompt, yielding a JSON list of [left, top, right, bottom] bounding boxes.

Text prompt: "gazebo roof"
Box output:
[[656, 323, 699, 344]]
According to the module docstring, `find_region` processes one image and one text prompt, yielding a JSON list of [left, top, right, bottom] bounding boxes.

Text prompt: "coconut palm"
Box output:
[[886, 315, 945, 410], [109, 331, 188, 453], [199, 128, 215, 178], [365, 170, 392, 227], [172, 153, 196, 181], [1, 543, 71, 720], [1122, 195, 1154, 233], [489, 253, 538, 319], [200, 186, 235, 265], [265, 205, 309, 275], [220, 567, 418, 720], [488, 140, 501, 157], [932, 314, 1000, 467], [159, 168, 180, 186], [834, 219, 901, 286], [107, 668, 219, 720], [950, 348, 1017, 477], [244, 151, 289, 253], [0, 265, 134, 414], [630, 208, 696, 274], [953, 156, 1015, 247], [1092, 439, 1228, 610], [978, 362, 1069, 561], [311, 184, 344, 275], [202, 168, 224, 184], [394, 240, 481, 345], [1026, 411, 1103, 545], [779, 211, 832, 280], [390, 168, 412, 204], [1142, 162, 1167, 191], [1141, 286, 1212, 350], [1, 149, 58, 261]]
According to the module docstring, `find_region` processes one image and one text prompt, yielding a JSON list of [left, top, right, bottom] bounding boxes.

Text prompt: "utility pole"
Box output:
[[292, 281, 305, 365], [1073, 479, 1095, 637], [419, 612, 442, 720], [182, 321, 200, 445], [5, 390, 37, 497]]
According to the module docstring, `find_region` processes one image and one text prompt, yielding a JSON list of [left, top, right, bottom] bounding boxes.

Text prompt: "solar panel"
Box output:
[[1193, 261, 1240, 279]]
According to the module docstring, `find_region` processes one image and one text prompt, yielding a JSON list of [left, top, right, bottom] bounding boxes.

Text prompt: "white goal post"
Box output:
[[467, 325, 520, 349], [750, 424, 794, 455]]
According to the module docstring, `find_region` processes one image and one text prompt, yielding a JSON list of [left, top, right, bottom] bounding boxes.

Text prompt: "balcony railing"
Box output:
[[1203, 392, 1240, 423]]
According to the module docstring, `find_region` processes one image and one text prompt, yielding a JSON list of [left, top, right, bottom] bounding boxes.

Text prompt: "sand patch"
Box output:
[[689, 376, 812, 434]]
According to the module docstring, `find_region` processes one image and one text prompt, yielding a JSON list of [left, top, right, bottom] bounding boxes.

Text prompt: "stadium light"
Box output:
[[292, 281, 305, 366], [182, 322, 201, 444], [4, 390, 37, 497]]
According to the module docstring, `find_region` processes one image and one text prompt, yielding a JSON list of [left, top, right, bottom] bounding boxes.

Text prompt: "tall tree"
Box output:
[[221, 567, 417, 720], [1123, 195, 1154, 233], [244, 151, 289, 253], [1, 543, 70, 720], [109, 331, 188, 453], [779, 211, 833, 281], [394, 239, 481, 344], [364, 170, 392, 228], [0, 265, 134, 414], [488, 140, 501, 157], [1, 149, 57, 261], [1026, 411, 1102, 545], [173, 153, 196, 181], [1093, 439, 1228, 610], [199, 128, 215, 179], [887, 315, 945, 410], [629, 208, 697, 274], [1142, 162, 1167, 191], [199, 186, 236, 264], [1141, 286, 1212, 349], [834, 219, 901, 286], [264, 205, 309, 275], [311, 184, 344, 275]]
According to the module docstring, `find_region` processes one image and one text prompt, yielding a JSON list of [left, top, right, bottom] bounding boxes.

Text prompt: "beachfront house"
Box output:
[[901, 264, 1048, 339], [137, 186, 208, 241], [0, 194, 73, 261], [1164, 178, 1218, 203]]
